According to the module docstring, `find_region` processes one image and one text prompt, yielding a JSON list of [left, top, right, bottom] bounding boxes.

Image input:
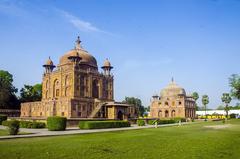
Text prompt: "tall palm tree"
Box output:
[[202, 95, 209, 121], [221, 93, 232, 120], [192, 92, 199, 110]]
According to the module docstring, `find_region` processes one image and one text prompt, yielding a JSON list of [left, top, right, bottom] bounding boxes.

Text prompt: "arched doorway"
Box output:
[[92, 79, 99, 98], [165, 110, 169, 118], [171, 110, 176, 117], [117, 110, 123, 120], [158, 110, 162, 118]]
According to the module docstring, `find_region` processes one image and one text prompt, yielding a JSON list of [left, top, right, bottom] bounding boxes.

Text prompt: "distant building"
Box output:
[[150, 79, 196, 118], [21, 37, 137, 120], [196, 110, 240, 116]]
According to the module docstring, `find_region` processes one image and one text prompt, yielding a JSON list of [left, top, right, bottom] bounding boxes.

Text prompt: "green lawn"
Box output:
[[0, 129, 31, 136], [0, 129, 9, 136], [0, 120, 240, 159]]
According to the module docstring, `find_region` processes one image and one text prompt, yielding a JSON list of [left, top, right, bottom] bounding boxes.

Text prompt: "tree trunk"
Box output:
[[226, 104, 228, 120], [205, 104, 207, 121]]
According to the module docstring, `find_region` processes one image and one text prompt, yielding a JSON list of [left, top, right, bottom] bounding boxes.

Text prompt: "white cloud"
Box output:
[[58, 9, 109, 34]]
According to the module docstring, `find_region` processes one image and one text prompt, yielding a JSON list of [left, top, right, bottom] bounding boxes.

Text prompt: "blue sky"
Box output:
[[0, 0, 239, 108]]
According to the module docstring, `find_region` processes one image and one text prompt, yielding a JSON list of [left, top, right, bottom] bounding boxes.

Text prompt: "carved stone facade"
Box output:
[[150, 79, 196, 119], [21, 37, 136, 120]]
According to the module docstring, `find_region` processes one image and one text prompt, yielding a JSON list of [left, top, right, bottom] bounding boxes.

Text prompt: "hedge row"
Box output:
[[173, 117, 186, 122], [47, 116, 67, 131], [0, 114, 7, 125], [2, 120, 9, 126], [137, 120, 145, 126], [2, 120, 46, 129], [79, 121, 131, 129], [158, 119, 176, 124], [146, 118, 187, 125], [147, 119, 158, 125], [19, 121, 46, 129]]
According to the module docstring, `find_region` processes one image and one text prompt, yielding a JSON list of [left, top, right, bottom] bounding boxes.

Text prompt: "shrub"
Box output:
[[0, 114, 7, 125], [7, 120, 20, 135], [19, 121, 46, 129], [173, 117, 186, 122], [147, 119, 158, 125], [2, 120, 9, 126], [158, 119, 175, 125], [229, 114, 236, 119], [47, 116, 67, 131], [20, 121, 32, 128], [32, 122, 46, 128], [137, 119, 145, 126], [79, 121, 131, 129]]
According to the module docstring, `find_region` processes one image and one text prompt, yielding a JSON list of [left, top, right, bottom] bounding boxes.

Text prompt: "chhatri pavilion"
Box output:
[[21, 37, 137, 120]]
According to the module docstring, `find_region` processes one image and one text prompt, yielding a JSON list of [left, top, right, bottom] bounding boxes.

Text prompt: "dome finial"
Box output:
[[75, 36, 82, 50]]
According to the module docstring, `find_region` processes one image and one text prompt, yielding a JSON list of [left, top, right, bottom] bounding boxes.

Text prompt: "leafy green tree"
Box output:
[[20, 84, 42, 102], [229, 103, 240, 110], [0, 70, 19, 109], [123, 97, 145, 117], [145, 106, 150, 112], [221, 93, 232, 119], [229, 74, 240, 100], [216, 105, 225, 110], [202, 95, 209, 121], [192, 92, 199, 110]]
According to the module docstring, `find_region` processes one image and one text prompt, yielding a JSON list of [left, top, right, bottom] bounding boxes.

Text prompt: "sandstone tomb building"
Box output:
[[21, 37, 136, 120], [150, 79, 196, 118]]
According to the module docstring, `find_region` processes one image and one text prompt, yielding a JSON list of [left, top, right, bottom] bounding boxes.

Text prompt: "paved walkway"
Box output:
[[0, 122, 194, 139]]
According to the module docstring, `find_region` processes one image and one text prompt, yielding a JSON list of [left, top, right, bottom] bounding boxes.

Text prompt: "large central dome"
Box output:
[[160, 79, 186, 97], [59, 37, 98, 68]]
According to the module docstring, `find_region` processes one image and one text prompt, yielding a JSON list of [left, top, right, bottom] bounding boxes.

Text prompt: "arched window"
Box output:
[[45, 90, 48, 99], [53, 79, 60, 98], [65, 87, 70, 96], [46, 80, 49, 88], [158, 110, 162, 117], [92, 79, 99, 98], [65, 75, 70, 86], [165, 102, 169, 106], [80, 76, 85, 97]]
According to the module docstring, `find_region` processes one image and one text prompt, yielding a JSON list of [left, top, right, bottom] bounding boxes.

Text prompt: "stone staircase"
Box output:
[[89, 100, 107, 118]]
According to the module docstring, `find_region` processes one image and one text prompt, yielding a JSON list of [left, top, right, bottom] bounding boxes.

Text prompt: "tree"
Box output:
[[216, 105, 225, 110], [20, 84, 42, 102], [229, 74, 240, 100], [192, 92, 199, 110], [229, 103, 240, 110], [123, 97, 145, 117], [202, 95, 209, 121], [221, 93, 232, 119], [145, 106, 150, 112], [0, 70, 19, 109]]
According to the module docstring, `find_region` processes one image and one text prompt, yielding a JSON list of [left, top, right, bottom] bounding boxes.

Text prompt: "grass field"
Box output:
[[0, 120, 239, 159], [0, 129, 8, 136], [0, 129, 31, 136]]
